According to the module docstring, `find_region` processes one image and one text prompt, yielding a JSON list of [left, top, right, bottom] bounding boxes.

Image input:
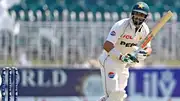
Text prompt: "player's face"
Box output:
[[132, 11, 147, 27]]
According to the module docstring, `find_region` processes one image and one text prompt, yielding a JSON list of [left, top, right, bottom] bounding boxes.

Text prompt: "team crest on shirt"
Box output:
[[110, 31, 116, 36], [139, 36, 142, 40], [138, 35, 143, 40], [134, 34, 143, 41]]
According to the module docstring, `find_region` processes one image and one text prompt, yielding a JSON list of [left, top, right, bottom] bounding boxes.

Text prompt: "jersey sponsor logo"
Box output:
[[110, 31, 116, 36], [120, 41, 137, 47], [122, 35, 133, 39], [108, 72, 115, 78]]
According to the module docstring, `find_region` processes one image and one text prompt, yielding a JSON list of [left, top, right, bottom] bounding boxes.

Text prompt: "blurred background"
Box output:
[[0, 0, 179, 101], [0, 0, 179, 67]]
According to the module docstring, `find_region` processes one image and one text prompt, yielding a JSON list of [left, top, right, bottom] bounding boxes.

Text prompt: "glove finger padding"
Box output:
[[137, 50, 148, 60], [121, 55, 135, 64], [139, 50, 148, 56], [127, 54, 139, 63]]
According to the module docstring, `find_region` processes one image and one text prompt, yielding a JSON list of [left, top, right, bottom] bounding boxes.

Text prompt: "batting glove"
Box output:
[[136, 49, 148, 61], [132, 46, 149, 61], [120, 54, 138, 64]]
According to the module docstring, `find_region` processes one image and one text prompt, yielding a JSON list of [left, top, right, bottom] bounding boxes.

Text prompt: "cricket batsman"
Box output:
[[98, 2, 152, 101]]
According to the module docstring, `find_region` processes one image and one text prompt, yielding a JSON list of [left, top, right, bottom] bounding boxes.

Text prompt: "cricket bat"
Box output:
[[140, 10, 173, 48], [128, 10, 173, 63]]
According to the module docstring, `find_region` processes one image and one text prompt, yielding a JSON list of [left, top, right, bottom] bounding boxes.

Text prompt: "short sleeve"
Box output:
[[106, 20, 126, 45]]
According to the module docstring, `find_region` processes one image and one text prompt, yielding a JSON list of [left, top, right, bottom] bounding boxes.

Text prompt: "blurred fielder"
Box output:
[[98, 2, 152, 101]]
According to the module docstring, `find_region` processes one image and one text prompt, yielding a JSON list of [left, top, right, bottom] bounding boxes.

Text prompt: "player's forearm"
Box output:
[[103, 41, 114, 52], [103, 41, 122, 60]]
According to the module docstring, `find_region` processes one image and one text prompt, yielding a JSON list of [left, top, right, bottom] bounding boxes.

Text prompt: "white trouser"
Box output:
[[99, 56, 130, 101]]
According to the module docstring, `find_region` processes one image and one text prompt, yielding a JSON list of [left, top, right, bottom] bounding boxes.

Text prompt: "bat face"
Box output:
[[139, 10, 173, 49]]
